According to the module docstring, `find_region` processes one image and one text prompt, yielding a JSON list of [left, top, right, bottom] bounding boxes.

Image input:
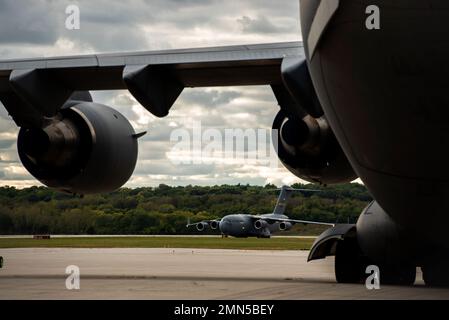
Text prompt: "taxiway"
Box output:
[[1, 248, 449, 299]]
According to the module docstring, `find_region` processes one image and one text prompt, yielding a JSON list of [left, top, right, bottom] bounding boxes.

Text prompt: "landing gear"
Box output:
[[335, 238, 364, 283], [422, 262, 449, 287], [334, 239, 416, 285], [381, 264, 416, 286], [0, 256, 3, 268]]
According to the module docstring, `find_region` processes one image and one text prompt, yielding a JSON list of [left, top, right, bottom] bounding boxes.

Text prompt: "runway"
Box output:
[[1, 248, 449, 299]]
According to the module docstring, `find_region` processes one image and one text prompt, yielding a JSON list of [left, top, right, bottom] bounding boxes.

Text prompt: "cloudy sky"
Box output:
[[0, 0, 307, 188]]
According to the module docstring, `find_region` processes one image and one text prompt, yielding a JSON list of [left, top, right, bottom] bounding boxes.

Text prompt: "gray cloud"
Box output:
[[0, 0, 301, 57], [238, 15, 289, 34], [178, 90, 241, 108], [0, 0, 60, 44], [0, 140, 14, 149]]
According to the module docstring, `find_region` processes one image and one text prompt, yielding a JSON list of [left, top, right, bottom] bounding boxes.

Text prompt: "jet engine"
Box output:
[[17, 101, 139, 194], [196, 222, 209, 232], [279, 222, 292, 231], [210, 221, 219, 230], [272, 110, 356, 185], [254, 220, 268, 230]]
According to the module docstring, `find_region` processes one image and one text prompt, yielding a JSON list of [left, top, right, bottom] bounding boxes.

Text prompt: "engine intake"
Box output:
[[196, 222, 208, 232], [210, 221, 219, 230], [279, 222, 292, 231], [254, 220, 268, 230]]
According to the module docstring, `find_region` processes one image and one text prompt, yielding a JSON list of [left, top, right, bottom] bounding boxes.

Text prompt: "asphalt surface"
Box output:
[[1, 248, 449, 299]]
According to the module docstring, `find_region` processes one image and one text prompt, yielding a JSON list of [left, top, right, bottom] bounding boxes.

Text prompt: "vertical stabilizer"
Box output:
[[273, 186, 293, 215]]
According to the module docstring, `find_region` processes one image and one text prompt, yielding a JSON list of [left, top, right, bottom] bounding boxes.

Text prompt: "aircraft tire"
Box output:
[[0, 256, 3, 268], [422, 263, 449, 287], [380, 265, 416, 286], [335, 239, 363, 284]]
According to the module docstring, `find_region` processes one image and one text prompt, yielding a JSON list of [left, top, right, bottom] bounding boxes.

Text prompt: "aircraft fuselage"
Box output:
[[301, 0, 449, 283], [219, 214, 288, 238]]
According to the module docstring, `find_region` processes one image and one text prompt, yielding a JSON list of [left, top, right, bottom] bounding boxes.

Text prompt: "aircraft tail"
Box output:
[[273, 186, 321, 215], [273, 186, 293, 215]]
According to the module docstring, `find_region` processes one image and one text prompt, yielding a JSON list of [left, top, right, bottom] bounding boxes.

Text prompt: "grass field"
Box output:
[[0, 237, 315, 250]]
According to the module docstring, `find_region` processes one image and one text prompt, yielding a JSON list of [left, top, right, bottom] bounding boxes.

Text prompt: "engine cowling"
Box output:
[[279, 222, 292, 231], [18, 102, 139, 194], [196, 222, 208, 232], [210, 221, 219, 230], [254, 219, 268, 230], [272, 110, 357, 185]]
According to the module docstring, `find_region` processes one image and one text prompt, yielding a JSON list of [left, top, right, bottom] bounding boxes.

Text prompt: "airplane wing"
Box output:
[[186, 219, 221, 228], [249, 215, 335, 227], [0, 41, 304, 127]]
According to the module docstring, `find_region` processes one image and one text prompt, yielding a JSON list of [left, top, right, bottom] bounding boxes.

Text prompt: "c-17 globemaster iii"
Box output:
[[186, 186, 334, 238], [5, 0, 449, 286]]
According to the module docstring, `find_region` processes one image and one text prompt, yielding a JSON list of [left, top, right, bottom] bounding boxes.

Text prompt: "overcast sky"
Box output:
[[0, 0, 309, 188]]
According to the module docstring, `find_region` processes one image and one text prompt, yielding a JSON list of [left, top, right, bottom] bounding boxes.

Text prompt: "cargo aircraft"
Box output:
[[1, 1, 448, 285], [186, 185, 334, 237]]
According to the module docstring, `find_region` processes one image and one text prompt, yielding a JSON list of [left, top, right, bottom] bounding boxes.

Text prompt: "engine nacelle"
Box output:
[[279, 222, 293, 231], [272, 110, 357, 185], [18, 102, 139, 194], [196, 222, 209, 232], [254, 220, 268, 230], [210, 221, 219, 230]]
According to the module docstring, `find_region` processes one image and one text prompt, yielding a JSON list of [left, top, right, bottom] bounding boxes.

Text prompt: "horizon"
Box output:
[[0, 181, 366, 191]]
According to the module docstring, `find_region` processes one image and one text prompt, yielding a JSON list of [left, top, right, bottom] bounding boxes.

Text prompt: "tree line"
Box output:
[[0, 183, 372, 235]]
